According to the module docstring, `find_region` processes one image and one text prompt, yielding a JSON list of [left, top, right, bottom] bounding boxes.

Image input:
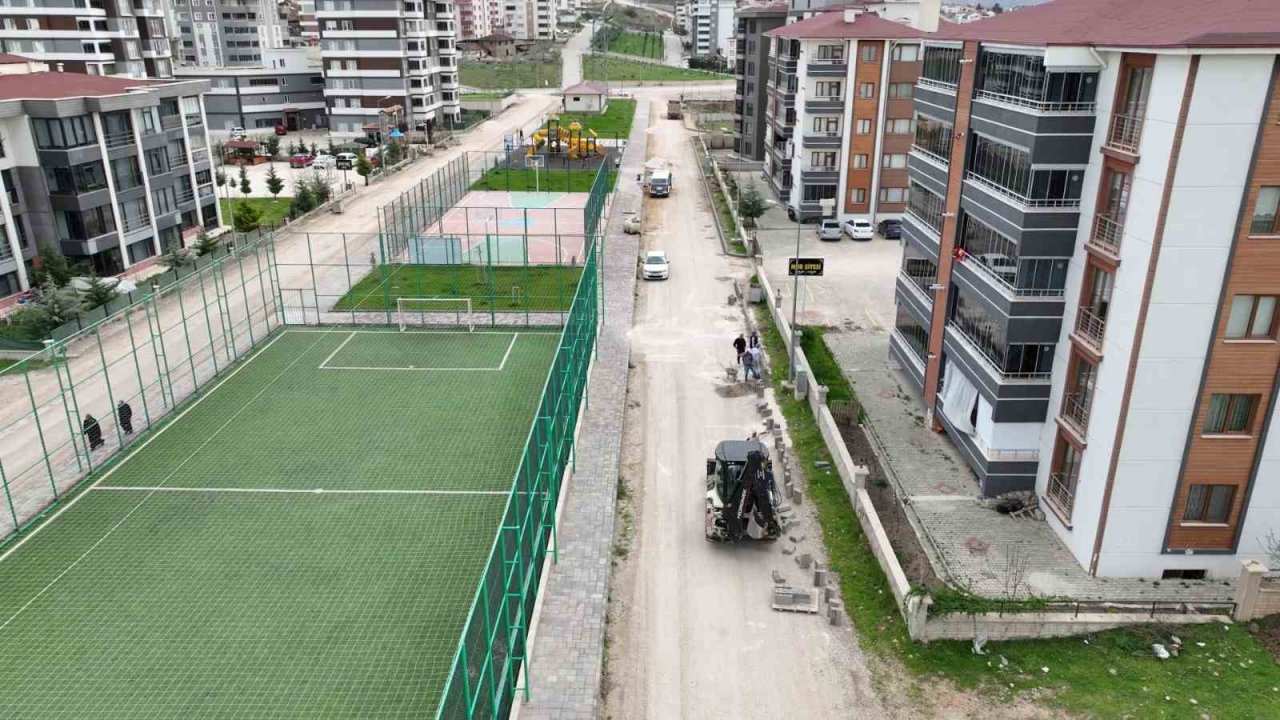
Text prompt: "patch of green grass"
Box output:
[[752, 304, 1280, 719], [797, 326, 854, 405], [220, 197, 291, 227], [609, 30, 664, 59], [471, 167, 618, 193], [333, 264, 585, 313], [459, 61, 561, 89], [583, 55, 728, 83], [460, 92, 509, 100], [556, 99, 637, 138]]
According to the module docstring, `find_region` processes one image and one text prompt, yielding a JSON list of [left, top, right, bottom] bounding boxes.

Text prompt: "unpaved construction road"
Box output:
[[604, 97, 884, 719]]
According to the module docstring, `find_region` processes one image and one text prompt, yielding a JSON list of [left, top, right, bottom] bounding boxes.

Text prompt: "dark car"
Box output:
[[878, 218, 902, 239], [274, 124, 288, 136]]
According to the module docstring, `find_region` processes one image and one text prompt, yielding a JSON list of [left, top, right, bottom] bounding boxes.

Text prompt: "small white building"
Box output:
[[561, 82, 609, 113]]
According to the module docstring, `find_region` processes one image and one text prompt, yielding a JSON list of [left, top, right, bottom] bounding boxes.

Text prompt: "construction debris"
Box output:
[[772, 586, 820, 614], [796, 553, 812, 569], [813, 565, 828, 587], [772, 570, 786, 585]]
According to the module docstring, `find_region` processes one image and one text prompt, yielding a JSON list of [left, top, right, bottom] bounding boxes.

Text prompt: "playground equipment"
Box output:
[[527, 118, 602, 160]]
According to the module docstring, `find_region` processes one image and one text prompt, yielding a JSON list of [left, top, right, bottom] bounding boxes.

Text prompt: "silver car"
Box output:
[[641, 250, 669, 280], [817, 219, 842, 241]]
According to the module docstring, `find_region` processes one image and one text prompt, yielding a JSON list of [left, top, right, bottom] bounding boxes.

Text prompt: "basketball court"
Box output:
[[409, 189, 589, 266]]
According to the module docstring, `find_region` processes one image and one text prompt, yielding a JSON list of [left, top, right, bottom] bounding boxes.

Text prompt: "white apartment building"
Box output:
[[690, 0, 735, 62], [316, 0, 461, 138], [458, 0, 495, 40], [0, 0, 175, 79], [502, 0, 556, 41], [174, 0, 296, 67], [895, 0, 1280, 579]]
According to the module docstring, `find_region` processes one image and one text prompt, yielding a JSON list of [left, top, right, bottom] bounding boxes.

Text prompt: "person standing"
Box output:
[[749, 345, 764, 379], [749, 331, 760, 349], [742, 347, 758, 380], [83, 415, 104, 451], [733, 334, 747, 365], [117, 401, 134, 435]]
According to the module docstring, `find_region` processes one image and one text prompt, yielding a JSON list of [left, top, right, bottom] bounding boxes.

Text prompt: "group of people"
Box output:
[[733, 333, 763, 380], [81, 401, 135, 452]]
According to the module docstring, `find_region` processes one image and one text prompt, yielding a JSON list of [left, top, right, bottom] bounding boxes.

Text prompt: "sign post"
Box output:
[[788, 198, 835, 381], [788, 258, 825, 276]]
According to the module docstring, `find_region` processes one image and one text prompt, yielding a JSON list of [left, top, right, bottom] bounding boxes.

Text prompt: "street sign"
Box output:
[[789, 257, 825, 276]]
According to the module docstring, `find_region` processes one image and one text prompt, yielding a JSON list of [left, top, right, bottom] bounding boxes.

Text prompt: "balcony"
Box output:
[[191, 147, 209, 165], [974, 89, 1096, 115], [804, 94, 844, 113], [120, 212, 151, 234], [806, 58, 847, 76], [1088, 213, 1123, 260], [948, 323, 1052, 382], [898, 268, 934, 304], [965, 172, 1081, 210], [1073, 306, 1106, 354], [1060, 391, 1091, 437], [803, 129, 842, 147], [161, 114, 182, 130], [1046, 472, 1078, 522], [1104, 113, 1143, 155], [917, 77, 957, 94], [104, 130, 136, 149], [198, 183, 216, 200], [185, 113, 203, 127], [801, 163, 839, 179], [956, 254, 1066, 299], [175, 186, 196, 205]]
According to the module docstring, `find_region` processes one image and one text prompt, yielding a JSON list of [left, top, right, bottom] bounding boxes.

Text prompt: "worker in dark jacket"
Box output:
[[733, 334, 747, 365], [83, 415, 104, 450], [117, 401, 134, 435]]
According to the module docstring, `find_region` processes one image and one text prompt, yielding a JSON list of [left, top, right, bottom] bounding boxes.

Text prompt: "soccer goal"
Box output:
[[395, 297, 475, 332]]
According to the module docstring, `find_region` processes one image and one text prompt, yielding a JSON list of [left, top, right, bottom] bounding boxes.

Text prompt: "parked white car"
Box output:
[[842, 218, 874, 241], [312, 153, 337, 169], [641, 250, 669, 280], [817, 219, 842, 241], [229, 126, 245, 139]]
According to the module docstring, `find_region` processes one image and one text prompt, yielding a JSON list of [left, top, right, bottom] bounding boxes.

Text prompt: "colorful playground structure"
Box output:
[[528, 119, 602, 161]]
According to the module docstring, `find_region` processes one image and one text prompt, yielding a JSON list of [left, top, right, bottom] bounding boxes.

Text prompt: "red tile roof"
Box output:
[[767, 9, 926, 40], [0, 71, 157, 101], [0, 53, 33, 64], [939, 0, 1280, 48]]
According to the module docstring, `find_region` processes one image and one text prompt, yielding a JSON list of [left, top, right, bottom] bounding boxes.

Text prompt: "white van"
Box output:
[[648, 169, 671, 197]]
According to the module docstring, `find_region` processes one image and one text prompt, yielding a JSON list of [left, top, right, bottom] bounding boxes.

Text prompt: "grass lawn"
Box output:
[[583, 56, 728, 83], [797, 326, 855, 405], [471, 167, 618, 193], [609, 30, 664, 59], [555, 98, 637, 138], [752, 304, 1280, 719], [333, 265, 584, 313], [220, 197, 291, 227], [461, 92, 509, 100], [459, 61, 561, 89]]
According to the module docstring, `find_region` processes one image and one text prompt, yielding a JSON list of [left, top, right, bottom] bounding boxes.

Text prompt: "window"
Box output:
[[1252, 187, 1280, 235], [1204, 393, 1259, 435], [951, 286, 1056, 377], [879, 187, 907, 203], [815, 44, 843, 61], [852, 154, 868, 169], [809, 151, 836, 169], [45, 161, 108, 195], [801, 184, 837, 202], [921, 45, 962, 86], [975, 50, 1098, 108], [856, 119, 871, 134], [1162, 568, 1207, 580], [1227, 295, 1278, 340], [811, 116, 838, 134], [881, 153, 907, 169], [32, 116, 96, 150], [885, 118, 911, 134], [892, 44, 919, 62], [908, 182, 945, 234], [914, 114, 953, 161], [860, 44, 877, 62], [969, 134, 1084, 204], [1183, 484, 1234, 524], [888, 83, 913, 99], [858, 82, 875, 99], [112, 157, 142, 191], [850, 187, 866, 203], [248, 78, 278, 86], [814, 81, 841, 98]]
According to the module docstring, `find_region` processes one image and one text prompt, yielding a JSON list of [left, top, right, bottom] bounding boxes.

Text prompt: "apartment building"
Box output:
[[893, 0, 1280, 578], [316, 0, 461, 138], [0, 67, 218, 297], [690, 0, 735, 62], [174, 0, 297, 67], [762, 8, 924, 221], [0, 0, 175, 80], [457, 0, 494, 40], [176, 48, 326, 131], [502, 0, 556, 41], [733, 3, 787, 161], [299, 0, 319, 44]]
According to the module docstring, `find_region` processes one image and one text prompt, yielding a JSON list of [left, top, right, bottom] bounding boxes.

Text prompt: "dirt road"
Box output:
[[604, 96, 883, 719]]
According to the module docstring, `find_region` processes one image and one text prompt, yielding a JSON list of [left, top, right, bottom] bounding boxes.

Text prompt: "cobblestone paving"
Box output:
[[519, 100, 647, 720]]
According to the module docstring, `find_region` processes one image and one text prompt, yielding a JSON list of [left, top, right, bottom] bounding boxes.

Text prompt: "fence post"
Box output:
[[23, 370, 58, 490]]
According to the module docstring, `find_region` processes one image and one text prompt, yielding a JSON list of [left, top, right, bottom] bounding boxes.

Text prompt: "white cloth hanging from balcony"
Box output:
[[941, 364, 979, 436]]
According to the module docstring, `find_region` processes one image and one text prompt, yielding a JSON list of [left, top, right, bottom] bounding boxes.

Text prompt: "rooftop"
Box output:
[[561, 81, 609, 95], [0, 53, 33, 65], [938, 0, 1280, 48], [0, 71, 155, 101], [767, 9, 926, 40]]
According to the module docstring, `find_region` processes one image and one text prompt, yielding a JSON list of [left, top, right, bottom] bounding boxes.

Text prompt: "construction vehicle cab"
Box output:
[[705, 439, 782, 542]]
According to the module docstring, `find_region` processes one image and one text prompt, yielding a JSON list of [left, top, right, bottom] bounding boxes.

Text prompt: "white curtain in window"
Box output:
[[941, 364, 979, 435]]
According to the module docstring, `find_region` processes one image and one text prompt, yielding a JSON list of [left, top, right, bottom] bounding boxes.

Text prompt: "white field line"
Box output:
[[0, 330, 326, 631], [286, 328, 561, 336], [319, 332, 521, 372], [317, 331, 358, 370], [91, 486, 508, 496]]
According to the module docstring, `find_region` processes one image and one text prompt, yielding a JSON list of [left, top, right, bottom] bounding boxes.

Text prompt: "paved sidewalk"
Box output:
[[518, 99, 646, 720]]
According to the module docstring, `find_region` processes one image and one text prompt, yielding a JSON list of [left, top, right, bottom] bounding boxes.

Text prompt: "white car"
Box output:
[[312, 153, 337, 169], [842, 218, 875, 241], [229, 126, 245, 139], [817, 218, 842, 241], [641, 250, 669, 280]]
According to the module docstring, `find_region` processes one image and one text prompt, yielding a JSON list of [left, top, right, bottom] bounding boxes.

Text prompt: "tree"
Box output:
[[159, 242, 194, 270], [232, 202, 261, 233], [306, 172, 333, 203], [12, 282, 81, 338], [33, 243, 72, 288], [355, 155, 373, 185], [80, 276, 119, 311], [289, 180, 315, 218], [237, 165, 251, 196], [992, 2, 1004, 12], [737, 185, 768, 230], [309, 143, 319, 157], [212, 140, 225, 166], [215, 169, 226, 188], [192, 227, 221, 257], [265, 165, 284, 198], [263, 135, 281, 159]]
